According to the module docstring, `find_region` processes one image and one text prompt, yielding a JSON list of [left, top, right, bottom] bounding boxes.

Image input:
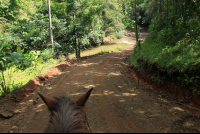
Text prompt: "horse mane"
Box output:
[[45, 96, 89, 133]]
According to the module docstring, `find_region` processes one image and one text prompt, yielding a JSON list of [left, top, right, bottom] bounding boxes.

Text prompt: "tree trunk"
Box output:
[[73, 10, 79, 58], [122, 1, 126, 15], [48, 0, 54, 55], [78, 38, 81, 58], [166, 0, 168, 18], [134, 0, 138, 42], [160, 0, 162, 14]]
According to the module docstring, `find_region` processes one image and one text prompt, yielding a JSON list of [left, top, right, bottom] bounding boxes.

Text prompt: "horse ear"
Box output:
[[38, 93, 57, 111], [75, 88, 93, 106]]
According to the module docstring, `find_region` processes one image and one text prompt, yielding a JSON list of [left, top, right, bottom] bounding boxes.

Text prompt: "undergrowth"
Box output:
[[0, 58, 60, 96], [130, 34, 200, 95]]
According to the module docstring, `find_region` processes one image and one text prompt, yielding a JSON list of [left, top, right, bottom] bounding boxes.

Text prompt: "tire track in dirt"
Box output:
[[85, 51, 144, 133], [87, 56, 132, 133]]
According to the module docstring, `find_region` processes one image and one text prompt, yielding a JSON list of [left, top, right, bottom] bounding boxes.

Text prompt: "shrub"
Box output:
[[40, 48, 53, 62]]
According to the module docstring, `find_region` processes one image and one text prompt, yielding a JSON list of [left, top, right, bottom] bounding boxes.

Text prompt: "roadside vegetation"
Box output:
[[130, 0, 200, 95]]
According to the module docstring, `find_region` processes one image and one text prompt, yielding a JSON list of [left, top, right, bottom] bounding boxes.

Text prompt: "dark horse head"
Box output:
[[38, 88, 93, 133]]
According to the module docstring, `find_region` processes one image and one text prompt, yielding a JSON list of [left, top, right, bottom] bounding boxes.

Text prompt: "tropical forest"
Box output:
[[0, 0, 200, 133]]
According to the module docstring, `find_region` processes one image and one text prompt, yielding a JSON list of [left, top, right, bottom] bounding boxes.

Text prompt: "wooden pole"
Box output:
[[48, 0, 54, 55], [134, 0, 138, 43]]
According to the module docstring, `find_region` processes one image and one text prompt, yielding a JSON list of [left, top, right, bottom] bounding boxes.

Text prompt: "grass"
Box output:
[[98, 45, 127, 54], [130, 34, 200, 93], [131, 35, 200, 74], [0, 58, 60, 96]]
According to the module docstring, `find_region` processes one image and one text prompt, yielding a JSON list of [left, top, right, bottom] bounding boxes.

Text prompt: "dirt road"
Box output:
[[0, 34, 200, 133]]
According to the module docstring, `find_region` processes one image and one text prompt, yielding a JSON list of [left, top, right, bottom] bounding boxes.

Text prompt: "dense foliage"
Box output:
[[0, 0, 127, 95], [0, 0, 126, 56], [130, 0, 200, 94]]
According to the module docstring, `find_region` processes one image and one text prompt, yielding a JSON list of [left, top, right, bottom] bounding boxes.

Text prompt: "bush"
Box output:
[[130, 33, 200, 92], [40, 48, 53, 62]]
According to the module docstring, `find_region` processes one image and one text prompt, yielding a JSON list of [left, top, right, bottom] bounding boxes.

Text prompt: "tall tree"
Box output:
[[48, 0, 54, 55]]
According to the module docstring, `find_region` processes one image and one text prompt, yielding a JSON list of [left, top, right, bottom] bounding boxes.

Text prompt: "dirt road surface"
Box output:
[[0, 33, 200, 133]]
